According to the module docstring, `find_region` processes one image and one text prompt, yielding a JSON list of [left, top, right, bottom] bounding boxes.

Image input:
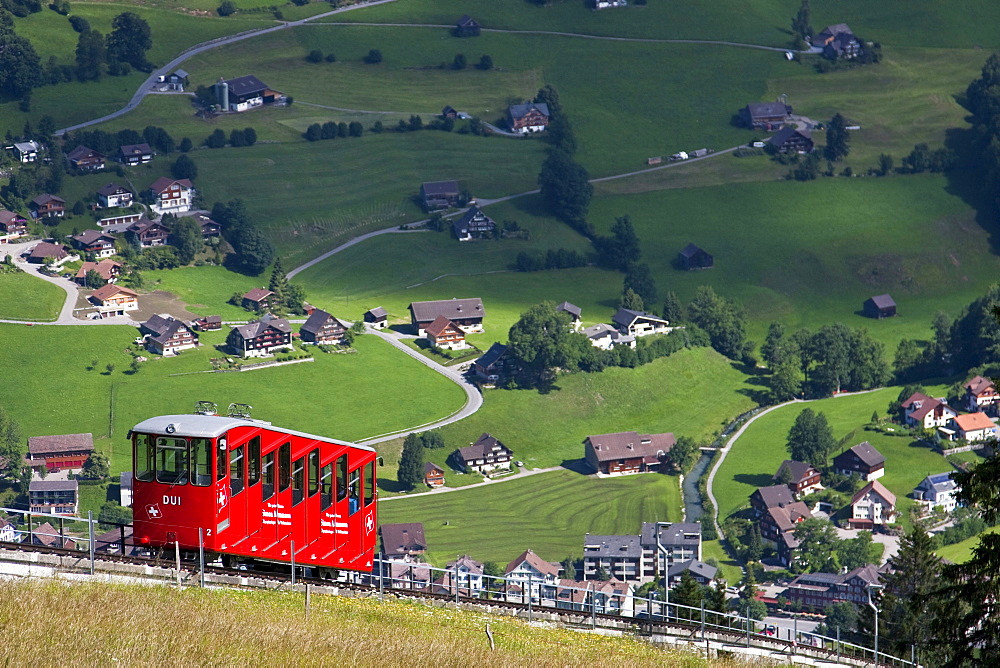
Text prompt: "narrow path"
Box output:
[[380, 465, 564, 501]]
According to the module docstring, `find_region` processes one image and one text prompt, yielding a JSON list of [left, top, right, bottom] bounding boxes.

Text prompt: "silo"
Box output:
[[215, 78, 229, 111]]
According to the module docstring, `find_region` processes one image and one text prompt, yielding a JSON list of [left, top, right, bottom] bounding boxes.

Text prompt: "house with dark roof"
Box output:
[[901, 393, 955, 429], [812, 24, 861, 60], [863, 294, 896, 319], [216, 75, 280, 112], [833, 442, 885, 481], [119, 143, 153, 165], [612, 308, 671, 338], [774, 460, 822, 497], [454, 433, 513, 474], [964, 376, 999, 413], [441, 105, 458, 120], [639, 522, 702, 575], [508, 102, 550, 134], [409, 298, 485, 335], [126, 219, 170, 248], [227, 313, 292, 358], [678, 243, 714, 270], [582, 534, 642, 581], [97, 183, 133, 209], [158, 69, 188, 91], [188, 213, 221, 238], [584, 431, 675, 476], [425, 315, 467, 350], [474, 342, 508, 381], [741, 101, 792, 130], [27, 242, 73, 267], [749, 483, 813, 565], [767, 127, 813, 154], [447, 555, 484, 592], [455, 14, 481, 37], [363, 306, 388, 329], [583, 323, 635, 350], [0, 210, 28, 238], [192, 315, 223, 331], [420, 180, 462, 210], [75, 259, 123, 287], [555, 301, 582, 330], [750, 484, 795, 517], [423, 462, 445, 488], [26, 433, 94, 471], [453, 206, 496, 241], [849, 480, 897, 528], [139, 314, 199, 355], [242, 287, 275, 311], [149, 177, 194, 215], [380, 522, 427, 559], [94, 525, 142, 557], [300, 310, 349, 345], [781, 565, 881, 612], [667, 559, 718, 586], [914, 472, 959, 513], [30, 194, 65, 218], [8, 140, 40, 163], [29, 479, 79, 515], [66, 145, 105, 172], [71, 230, 117, 258]]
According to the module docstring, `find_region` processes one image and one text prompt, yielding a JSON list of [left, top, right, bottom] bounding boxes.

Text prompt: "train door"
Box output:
[[330, 452, 350, 552], [276, 441, 294, 545], [244, 436, 262, 538], [227, 439, 247, 540], [304, 447, 321, 553], [344, 458, 364, 560], [215, 436, 230, 538], [259, 443, 279, 546], [289, 446, 308, 554]]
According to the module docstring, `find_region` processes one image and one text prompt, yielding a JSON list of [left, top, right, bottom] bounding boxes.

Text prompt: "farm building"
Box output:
[[454, 433, 513, 473], [119, 143, 153, 165], [419, 180, 462, 210], [453, 206, 496, 240], [66, 145, 105, 172], [741, 101, 792, 130], [215, 75, 280, 112], [441, 105, 458, 119], [139, 314, 199, 356], [863, 294, 896, 319], [409, 298, 485, 335], [299, 309, 349, 345], [380, 522, 427, 559], [149, 177, 194, 215], [227, 313, 293, 358], [26, 433, 94, 472], [423, 462, 445, 488], [8, 140, 40, 163], [556, 301, 582, 330], [126, 219, 170, 248], [364, 307, 388, 329], [584, 431, 675, 476], [27, 242, 72, 266], [474, 342, 508, 381], [677, 243, 714, 270], [242, 288, 275, 311], [425, 315, 467, 350], [767, 127, 813, 154], [833, 442, 885, 481], [508, 102, 550, 134], [455, 15, 481, 37]]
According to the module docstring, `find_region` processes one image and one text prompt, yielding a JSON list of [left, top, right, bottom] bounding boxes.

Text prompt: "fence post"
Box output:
[[88, 511, 95, 575], [291, 540, 296, 586], [793, 616, 797, 655], [175, 541, 181, 588], [198, 528, 205, 588], [455, 561, 460, 604], [590, 582, 596, 629], [305, 583, 311, 620], [527, 574, 533, 621], [27, 513, 32, 544], [379, 557, 384, 601], [59, 517, 64, 546]]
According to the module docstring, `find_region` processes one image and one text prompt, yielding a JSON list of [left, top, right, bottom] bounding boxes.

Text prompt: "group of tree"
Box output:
[[303, 121, 363, 142], [395, 430, 446, 488], [0, 10, 42, 98], [538, 149, 593, 236], [824, 113, 851, 161], [65, 126, 181, 159], [790, 0, 812, 44], [786, 408, 836, 465], [265, 257, 307, 314], [965, 53, 1000, 198], [790, 519, 879, 573], [514, 248, 587, 272], [0, 406, 25, 486], [899, 142, 956, 174], [204, 127, 258, 149], [306, 49, 336, 63], [686, 286, 753, 362], [210, 198, 274, 275]]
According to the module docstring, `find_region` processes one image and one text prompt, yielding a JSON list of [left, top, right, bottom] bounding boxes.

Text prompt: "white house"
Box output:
[[901, 392, 956, 429], [120, 472, 133, 507], [948, 412, 998, 442], [964, 376, 999, 413], [582, 322, 635, 350], [849, 480, 897, 528], [505, 549, 561, 600], [446, 554, 485, 593], [8, 140, 40, 163], [913, 472, 958, 514], [97, 183, 134, 209], [148, 177, 194, 215], [612, 308, 671, 338], [0, 518, 17, 543]]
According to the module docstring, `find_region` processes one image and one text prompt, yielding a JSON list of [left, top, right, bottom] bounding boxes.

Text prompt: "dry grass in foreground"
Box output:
[[0, 579, 747, 667]]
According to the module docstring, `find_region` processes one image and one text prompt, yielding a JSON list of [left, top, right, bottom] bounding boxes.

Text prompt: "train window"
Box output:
[[292, 457, 305, 506], [364, 461, 376, 507], [134, 434, 154, 482], [348, 467, 361, 515], [248, 436, 260, 486], [230, 445, 245, 496], [156, 437, 188, 485], [336, 455, 347, 502], [308, 450, 319, 496], [216, 438, 228, 481], [279, 443, 291, 492], [191, 438, 211, 486], [319, 464, 333, 511], [261, 452, 275, 501]]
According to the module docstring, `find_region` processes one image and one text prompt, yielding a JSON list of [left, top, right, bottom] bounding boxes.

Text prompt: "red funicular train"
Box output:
[[130, 403, 378, 574]]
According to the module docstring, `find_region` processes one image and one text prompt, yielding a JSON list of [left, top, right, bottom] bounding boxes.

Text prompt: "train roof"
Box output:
[[130, 414, 375, 452]]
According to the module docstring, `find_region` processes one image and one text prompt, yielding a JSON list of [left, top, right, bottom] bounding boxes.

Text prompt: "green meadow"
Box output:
[[379, 468, 682, 566], [936, 526, 1000, 564], [0, 271, 65, 321]]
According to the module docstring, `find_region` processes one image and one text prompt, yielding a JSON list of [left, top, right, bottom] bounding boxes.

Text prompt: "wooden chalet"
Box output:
[[454, 433, 513, 474], [192, 315, 223, 331], [242, 287, 275, 311], [299, 309, 349, 345], [97, 183, 133, 209], [612, 308, 670, 338], [453, 206, 496, 241], [227, 313, 293, 358], [148, 177, 194, 215], [425, 315, 467, 350], [27, 242, 71, 266], [420, 180, 461, 210], [139, 314, 199, 355], [584, 431, 675, 475], [455, 14, 481, 37], [556, 302, 582, 330], [0, 210, 28, 238], [70, 230, 117, 258], [363, 306, 388, 329], [441, 105, 458, 120], [26, 433, 94, 471], [767, 127, 813, 154], [773, 460, 822, 496], [30, 194, 65, 218], [189, 213, 221, 238], [741, 101, 792, 130], [8, 140, 40, 163], [409, 298, 485, 335], [833, 442, 885, 481], [678, 243, 714, 270], [89, 284, 139, 316], [507, 102, 550, 134], [863, 294, 896, 319], [75, 259, 123, 286], [423, 462, 445, 488], [119, 143, 153, 165], [813, 24, 861, 60], [964, 375, 999, 413], [126, 219, 170, 248], [848, 480, 896, 528], [66, 145, 106, 172], [474, 342, 508, 381], [380, 522, 427, 559]]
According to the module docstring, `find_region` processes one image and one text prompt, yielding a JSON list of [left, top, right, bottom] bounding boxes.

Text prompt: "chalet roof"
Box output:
[[420, 180, 460, 196], [380, 522, 427, 554], [916, 472, 957, 496], [752, 484, 795, 509], [232, 313, 291, 339], [768, 126, 811, 146], [476, 342, 507, 369], [173, 68, 189, 79], [583, 323, 633, 344], [508, 102, 549, 121], [141, 314, 191, 343], [76, 260, 122, 281], [66, 145, 103, 161], [31, 522, 76, 548], [953, 412, 995, 432], [300, 309, 348, 336], [32, 194, 65, 207], [639, 522, 702, 549], [195, 315, 222, 326], [456, 14, 480, 28], [72, 229, 115, 245], [775, 460, 818, 485], [901, 392, 933, 410], [28, 433, 94, 456], [852, 480, 896, 507], [224, 74, 269, 97], [679, 243, 707, 258], [127, 219, 168, 234], [965, 375, 996, 396], [97, 183, 130, 197], [447, 554, 484, 575], [442, 105, 457, 116], [745, 101, 790, 119], [29, 242, 68, 260], [409, 298, 485, 323], [766, 501, 812, 532], [119, 143, 152, 157], [12, 140, 39, 153], [907, 397, 950, 422], [149, 177, 193, 194], [423, 461, 444, 476], [583, 533, 642, 559], [612, 308, 668, 328], [818, 23, 854, 39], [454, 206, 495, 230], [505, 549, 560, 577], [242, 288, 274, 303], [366, 306, 387, 319], [668, 559, 718, 581], [425, 315, 462, 338], [29, 479, 78, 493], [0, 210, 25, 226], [837, 442, 885, 468], [457, 433, 511, 462], [586, 431, 674, 463], [556, 301, 582, 318], [868, 294, 895, 309], [91, 283, 138, 302]]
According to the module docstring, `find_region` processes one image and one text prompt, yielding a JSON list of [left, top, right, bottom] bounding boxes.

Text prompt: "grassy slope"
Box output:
[[0, 580, 710, 667], [936, 526, 1000, 564], [0, 271, 65, 321], [379, 469, 682, 566], [436, 347, 756, 469]]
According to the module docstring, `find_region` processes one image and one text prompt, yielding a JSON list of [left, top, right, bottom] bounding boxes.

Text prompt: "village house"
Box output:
[[157, 69, 188, 91], [30, 521, 77, 549], [227, 313, 293, 358], [31, 194, 65, 218], [505, 549, 561, 600], [773, 460, 823, 497], [474, 342, 508, 382], [419, 180, 462, 210], [215, 74, 280, 112], [454, 433, 513, 474], [914, 472, 959, 514], [8, 140, 40, 163], [423, 462, 445, 488], [75, 260, 123, 287], [380, 522, 427, 560], [0, 518, 17, 543], [441, 105, 458, 120], [126, 219, 170, 248], [89, 283, 139, 316], [383, 560, 432, 590], [409, 298, 485, 336], [582, 323, 635, 350], [26, 433, 94, 472], [29, 479, 79, 515], [27, 242, 74, 267], [120, 471, 132, 507], [508, 102, 550, 134], [363, 306, 388, 329], [849, 480, 897, 528], [0, 210, 28, 239], [119, 143, 154, 165], [639, 522, 702, 576], [192, 315, 222, 331], [188, 213, 222, 238], [447, 555, 485, 593], [94, 526, 141, 557], [741, 101, 792, 130], [96, 183, 133, 209], [863, 294, 896, 319], [70, 230, 117, 258], [612, 308, 671, 338], [964, 376, 999, 413], [554, 579, 632, 615], [149, 177, 194, 215], [781, 565, 881, 612], [584, 431, 675, 476], [901, 392, 956, 429], [833, 442, 885, 481], [947, 412, 997, 442], [767, 127, 814, 154], [582, 534, 642, 581], [556, 301, 582, 330], [813, 24, 861, 60], [667, 560, 718, 587], [242, 287, 275, 311], [750, 484, 812, 566], [66, 145, 105, 172], [453, 206, 496, 241], [299, 309, 349, 345], [678, 243, 714, 270], [139, 314, 199, 355], [424, 315, 468, 350], [455, 14, 481, 37]]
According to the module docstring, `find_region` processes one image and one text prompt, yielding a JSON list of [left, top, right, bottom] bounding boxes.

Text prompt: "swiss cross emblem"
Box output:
[[145, 504, 161, 519], [217, 485, 229, 510], [365, 513, 374, 534]]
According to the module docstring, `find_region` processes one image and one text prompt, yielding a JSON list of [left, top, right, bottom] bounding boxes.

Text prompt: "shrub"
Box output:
[[68, 14, 89, 32], [217, 0, 236, 16], [363, 49, 382, 64], [324, 53, 337, 63], [306, 49, 323, 63]]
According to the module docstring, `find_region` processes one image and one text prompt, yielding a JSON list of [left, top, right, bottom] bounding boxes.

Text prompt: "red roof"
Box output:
[[953, 412, 995, 432], [90, 284, 138, 302], [425, 315, 462, 338], [149, 177, 193, 194], [851, 480, 896, 507]]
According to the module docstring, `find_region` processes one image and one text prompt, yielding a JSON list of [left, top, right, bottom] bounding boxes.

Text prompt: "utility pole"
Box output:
[[867, 584, 884, 665]]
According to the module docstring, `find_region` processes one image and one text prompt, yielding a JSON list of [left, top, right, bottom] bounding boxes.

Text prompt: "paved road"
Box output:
[[380, 465, 565, 501]]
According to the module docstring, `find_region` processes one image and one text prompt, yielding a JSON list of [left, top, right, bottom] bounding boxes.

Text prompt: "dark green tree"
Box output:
[[218, 0, 237, 16], [75, 29, 105, 80], [507, 301, 576, 384], [170, 216, 203, 265], [786, 408, 835, 465], [686, 286, 751, 360], [243, 127, 257, 146], [477, 54, 493, 70], [793, 518, 840, 573], [364, 49, 382, 64], [397, 433, 425, 488], [666, 435, 699, 473], [84, 269, 104, 288], [768, 360, 802, 402], [171, 153, 198, 180], [80, 451, 110, 480], [179, 137, 193, 152], [810, 323, 852, 394], [452, 53, 467, 70], [106, 12, 152, 69], [205, 128, 226, 148], [791, 0, 812, 42], [824, 112, 851, 161], [0, 406, 25, 484], [745, 524, 763, 562], [672, 571, 704, 619], [838, 531, 874, 570], [348, 121, 363, 137], [537, 149, 593, 236], [821, 601, 859, 635], [661, 291, 684, 323], [268, 256, 289, 308], [624, 263, 657, 308], [306, 49, 323, 63], [547, 115, 577, 154], [761, 321, 798, 367], [619, 287, 643, 311], [878, 153, 894, 176], [0, 32, 42, 97], [600, 214, 640, 270], [304, 123, 322, 142], [534, 84, 562, 116], [97, 501, 132, 528]]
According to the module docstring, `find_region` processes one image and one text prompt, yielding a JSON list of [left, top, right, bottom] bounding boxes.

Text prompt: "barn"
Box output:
[[678, 243, 713, 270], [863, 294, 896, 319]]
